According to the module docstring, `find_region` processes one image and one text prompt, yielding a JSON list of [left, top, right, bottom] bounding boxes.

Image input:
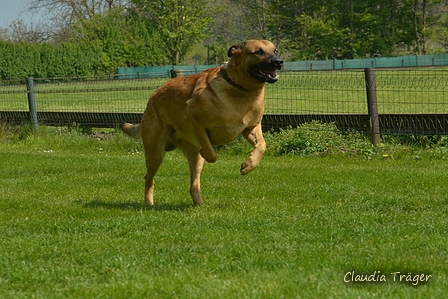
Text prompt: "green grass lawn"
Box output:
[[1, 126, 447, 298]]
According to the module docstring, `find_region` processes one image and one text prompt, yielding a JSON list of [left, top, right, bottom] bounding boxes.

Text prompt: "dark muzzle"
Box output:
[[250, 56, 284, 84]]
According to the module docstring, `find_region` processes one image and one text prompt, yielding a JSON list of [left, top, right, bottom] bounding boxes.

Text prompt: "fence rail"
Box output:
[[1, 67, 448, 140]]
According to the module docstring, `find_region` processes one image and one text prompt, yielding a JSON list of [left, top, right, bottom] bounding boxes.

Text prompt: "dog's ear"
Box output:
[[227, 41, 247, 57]]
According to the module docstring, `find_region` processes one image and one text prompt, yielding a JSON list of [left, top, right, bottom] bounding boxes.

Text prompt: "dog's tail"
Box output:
[[121, 123, 142, 139]]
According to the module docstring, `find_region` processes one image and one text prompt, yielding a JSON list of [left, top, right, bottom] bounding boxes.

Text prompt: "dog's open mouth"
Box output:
[[258, 69, 278, 83], [249, 58, 283, 84], [250, 68, 279, 84]]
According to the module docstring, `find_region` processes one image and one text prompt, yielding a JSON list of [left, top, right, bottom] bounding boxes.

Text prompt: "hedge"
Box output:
[[0, 41, 104, 79]]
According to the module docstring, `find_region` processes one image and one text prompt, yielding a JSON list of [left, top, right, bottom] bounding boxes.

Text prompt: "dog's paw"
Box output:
[[240, 161, 255, 175]]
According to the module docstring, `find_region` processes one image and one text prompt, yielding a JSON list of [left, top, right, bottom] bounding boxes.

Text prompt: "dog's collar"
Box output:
[[219, 68, 249, 92]]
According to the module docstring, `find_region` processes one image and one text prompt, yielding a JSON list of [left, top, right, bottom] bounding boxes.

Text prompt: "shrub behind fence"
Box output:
[[1, 68, 448, 141]]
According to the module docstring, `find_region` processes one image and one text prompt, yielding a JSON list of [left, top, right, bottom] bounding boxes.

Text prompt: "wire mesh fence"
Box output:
[[265, 70, 368, 114], [375, 69, 448, 135], [1, 68, 448, 136], [375, 69, 448, 114], [0, 76, 167, 113]]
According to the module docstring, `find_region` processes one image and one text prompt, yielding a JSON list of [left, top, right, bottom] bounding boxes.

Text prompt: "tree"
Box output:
[[228, 0, 271, 40], [260, 0, 448, 58], [204, 0, 262, 64], [26, 0, 130, 43], [410, 0, 448, 54], [0, 27, 9, 41], [131, 0, 214, 64], [293, 13, 351, 60], [7, 20, 50, 43], [71, 7, 166, 72], [433, 14, 448, 52]]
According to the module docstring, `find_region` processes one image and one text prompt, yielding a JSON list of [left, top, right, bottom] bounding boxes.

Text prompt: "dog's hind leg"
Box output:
[[178, 142, 205, 206], [140, 116, 168, 206], [240, 123, 266, 175]]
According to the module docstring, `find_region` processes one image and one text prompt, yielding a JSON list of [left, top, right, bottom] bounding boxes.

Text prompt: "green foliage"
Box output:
[[131, 0, 213, 65], [2, 0, 448, 78], [72, 7, 167, 73], [0, 8, 167, 80], [219, 121, 448, 160], [0, 41, 100, 79], [291, 12, 352, 60], [378, 134, 448, 160], [264, 121, 375, 157], [266, 0, 447, 59], [207, 41, 230, 65], [0, 122, 20, 140]]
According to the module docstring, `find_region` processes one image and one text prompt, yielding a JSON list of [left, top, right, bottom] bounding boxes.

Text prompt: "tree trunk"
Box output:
[[413, 0, 421, 54], [421, 0, 428, 54]]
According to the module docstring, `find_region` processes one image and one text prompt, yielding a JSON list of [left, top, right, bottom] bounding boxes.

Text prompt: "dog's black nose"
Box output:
[[272, 57, 284, 70]]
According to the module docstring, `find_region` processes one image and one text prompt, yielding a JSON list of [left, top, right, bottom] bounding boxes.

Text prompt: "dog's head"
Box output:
[[227, 40, 283, 84]]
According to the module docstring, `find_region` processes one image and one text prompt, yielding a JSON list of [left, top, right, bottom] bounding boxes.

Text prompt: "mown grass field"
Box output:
[[1, 68, 448, 114], [1, 125, 448, 298]]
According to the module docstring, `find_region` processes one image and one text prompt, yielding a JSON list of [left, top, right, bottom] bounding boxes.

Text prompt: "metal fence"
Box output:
[[1, 67, 448, 139]]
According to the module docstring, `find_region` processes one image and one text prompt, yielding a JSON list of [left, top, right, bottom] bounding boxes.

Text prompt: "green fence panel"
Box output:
[[118, 65, 220, 79], [119, 54, 448, 75]]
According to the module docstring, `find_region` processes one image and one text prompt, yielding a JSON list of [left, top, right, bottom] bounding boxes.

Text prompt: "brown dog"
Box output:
[[122, 40, 283, 206]]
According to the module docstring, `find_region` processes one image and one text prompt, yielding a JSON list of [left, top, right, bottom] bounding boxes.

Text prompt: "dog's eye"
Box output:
[[253, 49, 264, 56], [274, 49, 279, 56]]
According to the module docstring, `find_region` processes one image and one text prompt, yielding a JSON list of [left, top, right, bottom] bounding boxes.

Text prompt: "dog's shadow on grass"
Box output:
[[81, 199, 193, 212]]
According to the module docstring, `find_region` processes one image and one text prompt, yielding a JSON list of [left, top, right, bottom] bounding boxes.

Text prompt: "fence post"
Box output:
[[26, 77, 38, 131], [364, 68, 380, 146]]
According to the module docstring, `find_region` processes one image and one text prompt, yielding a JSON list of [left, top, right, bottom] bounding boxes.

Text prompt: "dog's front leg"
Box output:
[[240, 123, 266, 175], [186, 111, 217, 163], [186, 75, 219, 164]]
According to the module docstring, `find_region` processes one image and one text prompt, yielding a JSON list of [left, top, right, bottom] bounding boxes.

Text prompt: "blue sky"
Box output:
[[0, 0, 45, 28]]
